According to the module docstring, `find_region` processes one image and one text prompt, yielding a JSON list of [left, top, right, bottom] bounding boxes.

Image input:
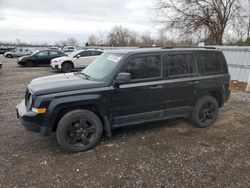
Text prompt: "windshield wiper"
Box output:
[[80, 72, 91, 80], [74, 72, 90, 80]]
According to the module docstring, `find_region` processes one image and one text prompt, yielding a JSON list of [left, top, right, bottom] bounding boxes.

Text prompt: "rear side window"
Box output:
[[78, 51, 92, 57], [166, 54, 197, 78], [92, 51, 103, 56], [50, 51, 60, 56], [122, 55, 162, 80], [196, 53, 224, 75]]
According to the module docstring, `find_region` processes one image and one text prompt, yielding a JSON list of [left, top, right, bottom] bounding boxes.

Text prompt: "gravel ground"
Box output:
[[0, 56, 250, 188]]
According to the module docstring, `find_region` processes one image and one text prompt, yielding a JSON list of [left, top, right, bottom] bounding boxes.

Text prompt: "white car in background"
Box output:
[[62, 49, 75, 55], [51, 49, 103, 72]]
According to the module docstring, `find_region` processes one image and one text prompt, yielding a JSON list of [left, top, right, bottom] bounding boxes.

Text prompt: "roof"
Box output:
[[105, 47, 221, 55]]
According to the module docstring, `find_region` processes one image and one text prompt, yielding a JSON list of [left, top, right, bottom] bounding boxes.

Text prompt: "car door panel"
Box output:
[[111, 54, 164, 127], [161, 53, 199, 117], [112, 81, 165, 126]]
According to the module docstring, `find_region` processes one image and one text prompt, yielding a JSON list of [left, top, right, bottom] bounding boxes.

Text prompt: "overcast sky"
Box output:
[[0, 0, 159, 44]]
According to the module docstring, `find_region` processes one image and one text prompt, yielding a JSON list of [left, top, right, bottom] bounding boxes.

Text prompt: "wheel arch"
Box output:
[[44, 95, 111, 136], [62, 60, 74, 68], [196, 90, 224, 108]]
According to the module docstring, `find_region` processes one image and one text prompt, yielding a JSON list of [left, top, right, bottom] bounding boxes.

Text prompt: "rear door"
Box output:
[[75, 51, 93, 68], [111, 53, 165, 127], [161, 52, 199, 117]]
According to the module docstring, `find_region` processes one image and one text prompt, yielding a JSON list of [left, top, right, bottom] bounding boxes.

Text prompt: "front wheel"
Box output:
[[56, 109, 103, 152], [62, 62, 73, 73], [6, 54, 13, 58], [191, 95, 219, 128], [25, 61, 34, 67]]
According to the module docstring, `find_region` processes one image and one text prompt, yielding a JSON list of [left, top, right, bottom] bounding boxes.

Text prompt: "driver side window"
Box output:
[[37, 51, 48, 57]]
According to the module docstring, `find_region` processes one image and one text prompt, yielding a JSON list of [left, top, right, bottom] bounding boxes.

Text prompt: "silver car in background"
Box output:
[[4, 48, 32, 58]]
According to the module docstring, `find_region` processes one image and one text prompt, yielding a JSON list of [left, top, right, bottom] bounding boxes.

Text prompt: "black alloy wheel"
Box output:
[[57, 110, 103, 152], [62, 62, 73, 73], [191, 95, 219, 128], [198, 102, 216, 124], [66, 119, 97, 146]]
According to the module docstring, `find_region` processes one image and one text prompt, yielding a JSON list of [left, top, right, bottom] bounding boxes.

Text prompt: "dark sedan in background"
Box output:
[[17, 50, 66, 67]]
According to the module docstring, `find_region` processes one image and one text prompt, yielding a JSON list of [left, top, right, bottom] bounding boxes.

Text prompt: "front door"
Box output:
[[35, 51, 50, 65], [111, 54, 165, 127]]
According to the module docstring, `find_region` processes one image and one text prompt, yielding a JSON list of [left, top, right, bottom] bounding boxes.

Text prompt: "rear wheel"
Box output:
[[191, 95, 219, 128], [7, 54, 13, 58], [56, 109, 103, 152], [62, 62, 73, 73]]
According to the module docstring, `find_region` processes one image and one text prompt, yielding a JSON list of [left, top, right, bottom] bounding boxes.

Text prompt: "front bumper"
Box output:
[[17, 61, 25, 65], [16, 100, 52, 136], [50, 62, 61, 70]]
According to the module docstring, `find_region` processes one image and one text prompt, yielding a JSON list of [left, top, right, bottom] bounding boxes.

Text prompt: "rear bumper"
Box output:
[[16, 100, 52, 136]]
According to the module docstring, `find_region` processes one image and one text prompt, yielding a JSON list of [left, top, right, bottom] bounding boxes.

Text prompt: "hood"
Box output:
[[28, 73, 105, 95], [52, 56, 70, 62], [19, 55, 32, 61]]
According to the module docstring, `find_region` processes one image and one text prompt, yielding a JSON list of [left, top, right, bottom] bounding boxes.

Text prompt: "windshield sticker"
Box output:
[[107, 55, 122, 62]]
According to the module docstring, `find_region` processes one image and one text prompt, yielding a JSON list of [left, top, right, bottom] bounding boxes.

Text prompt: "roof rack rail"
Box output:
[[162, 46, 216, 50]]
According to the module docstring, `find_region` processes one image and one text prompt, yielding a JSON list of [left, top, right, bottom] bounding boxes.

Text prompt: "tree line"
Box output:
[[2, 0, 250, 47], [153, 0, 250, 45]]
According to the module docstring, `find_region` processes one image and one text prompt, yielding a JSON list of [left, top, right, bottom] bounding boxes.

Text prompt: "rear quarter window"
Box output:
[[196, 52, 225, 75]]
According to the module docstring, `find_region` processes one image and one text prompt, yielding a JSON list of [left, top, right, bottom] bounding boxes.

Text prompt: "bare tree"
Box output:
[[140, 31, 155, 46], [88, 34, 99, 46], [108, 26, 130, 46], [246, 0, 250, 39], [66, 37, 79, 46], [154, 0, 242, 45]]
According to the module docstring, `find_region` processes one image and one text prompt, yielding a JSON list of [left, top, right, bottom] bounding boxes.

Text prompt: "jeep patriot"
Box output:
[[17, 48, 231, 152]]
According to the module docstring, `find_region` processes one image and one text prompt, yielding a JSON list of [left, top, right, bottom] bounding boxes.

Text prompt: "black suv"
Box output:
[[17, 48, 230, 152]]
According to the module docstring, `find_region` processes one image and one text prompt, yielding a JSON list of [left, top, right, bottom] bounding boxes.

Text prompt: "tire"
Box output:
[[62, 62, 73, 73], [56, 109, 103, 152], [7, 54, 13, 58], [191, 95, 219, 128], [25, 61, 34, 67]]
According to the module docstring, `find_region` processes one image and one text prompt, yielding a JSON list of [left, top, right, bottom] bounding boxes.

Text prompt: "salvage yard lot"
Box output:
[[0, 56, 250, 187]]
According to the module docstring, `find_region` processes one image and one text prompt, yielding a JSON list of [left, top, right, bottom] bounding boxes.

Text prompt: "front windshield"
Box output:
[[82, 52, 124, 81]]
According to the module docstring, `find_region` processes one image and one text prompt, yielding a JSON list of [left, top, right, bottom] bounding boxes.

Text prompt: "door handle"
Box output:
[[189, 80, 199, 85], [150, 85, 163, 90]]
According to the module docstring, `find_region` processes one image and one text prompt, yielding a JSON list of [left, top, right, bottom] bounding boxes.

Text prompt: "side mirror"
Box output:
[[76, 54, 80, 58], [114, 72, 131, 86]]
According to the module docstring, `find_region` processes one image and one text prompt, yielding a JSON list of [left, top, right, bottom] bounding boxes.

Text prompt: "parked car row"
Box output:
[[1, 46, 77, 59], [16, 49, 103, 72], [0, 47, 15, 54], [4, 48, 33, 58]]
